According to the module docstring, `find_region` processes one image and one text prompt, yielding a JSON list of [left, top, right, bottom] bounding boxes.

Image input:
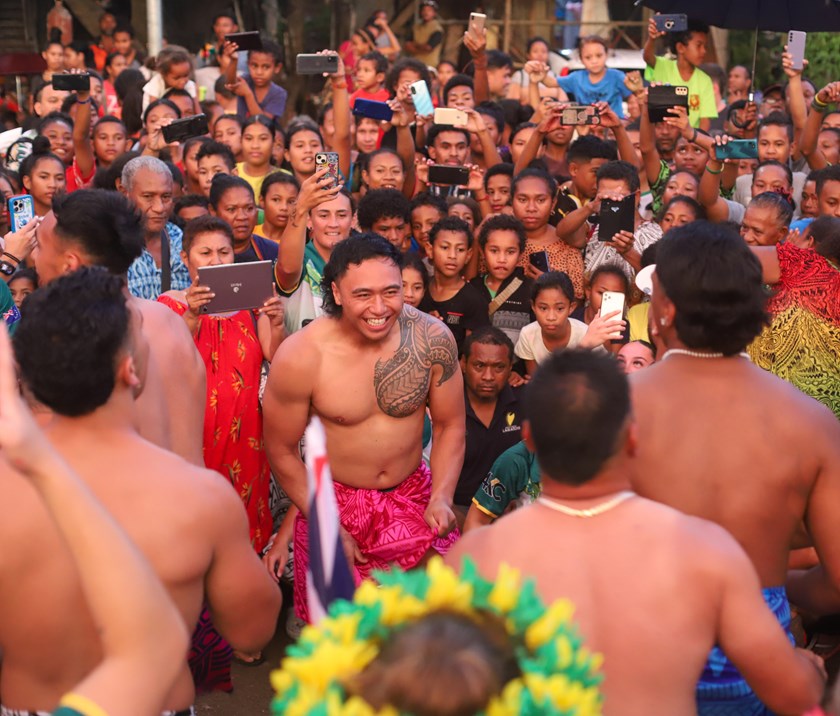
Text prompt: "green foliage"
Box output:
[[730, 30, 840, 93]]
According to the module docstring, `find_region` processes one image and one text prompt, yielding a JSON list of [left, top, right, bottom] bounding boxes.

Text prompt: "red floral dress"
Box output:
[[158, 296, 272, 552]]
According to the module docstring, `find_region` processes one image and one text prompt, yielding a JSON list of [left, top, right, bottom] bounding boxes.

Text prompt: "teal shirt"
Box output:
[[472, 441, 541, 518], [0, 279, 20, 335]]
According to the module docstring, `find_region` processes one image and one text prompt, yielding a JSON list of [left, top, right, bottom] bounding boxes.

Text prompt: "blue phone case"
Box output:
[[8, 195, 34, 233], [352, 99, 393, 122], [410, 81, 434, 116]]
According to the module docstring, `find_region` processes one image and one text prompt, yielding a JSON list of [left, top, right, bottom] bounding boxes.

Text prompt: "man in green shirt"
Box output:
[[464, 440, 540, 531], [643, 17, 717, 130]]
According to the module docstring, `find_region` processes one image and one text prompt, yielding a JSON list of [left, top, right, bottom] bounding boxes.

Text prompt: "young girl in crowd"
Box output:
[[213, 113, 244, 161], [508, 37, 557, 103], [237, 115, 280, 198], [284, 124, 325, 183], [659, 195, 706, 234], [361, 148, 406, 193], [139, 98, 181, 154], [142, 45, 196, 110], [571, 264, 631, 351], [515, 271, 624, 376], [103, 52, 127, 115], [617, 339, 656, 374], [256, 172, 300, 243], [20, 138, 66, 217], [8, 268, 37, 309], [483, 162, 514, 215], [400, 251, 428, 308], [38, 112, 74, 166]]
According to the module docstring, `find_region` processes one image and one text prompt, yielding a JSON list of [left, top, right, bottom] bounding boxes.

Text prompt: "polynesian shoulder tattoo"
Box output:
[[373, 306, 457, 418]]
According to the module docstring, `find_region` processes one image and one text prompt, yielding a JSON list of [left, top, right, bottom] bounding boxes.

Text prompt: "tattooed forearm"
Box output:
[[374, 306, 457, 418]]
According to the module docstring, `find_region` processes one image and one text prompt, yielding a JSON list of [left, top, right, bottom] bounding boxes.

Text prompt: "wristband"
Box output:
[[332, 82, 347, 90], [2, 251, 21, 264], [705, 164, 722, 175], [690, 128, 698, 143], [76, 97, 91, 105], [812, 96, 828, 111], [474, 193, 487, 201]]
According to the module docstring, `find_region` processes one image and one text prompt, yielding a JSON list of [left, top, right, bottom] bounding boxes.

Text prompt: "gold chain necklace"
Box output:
[[536, 490, 636, 518]]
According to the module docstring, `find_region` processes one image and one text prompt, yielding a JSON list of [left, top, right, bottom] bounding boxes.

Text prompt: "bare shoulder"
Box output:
[[271, 319, 326, 369]]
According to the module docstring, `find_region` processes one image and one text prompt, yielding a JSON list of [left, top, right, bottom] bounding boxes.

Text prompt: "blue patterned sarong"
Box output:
[[696, 586, 793, 716]]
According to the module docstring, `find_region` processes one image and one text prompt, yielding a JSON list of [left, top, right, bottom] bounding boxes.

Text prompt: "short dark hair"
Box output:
[[486, 50, 513, 71], [524, 350, 631, 485], [567, 135, 617, 164], [51, 190, 145, 275], [164, 160, 184, 188], [462, 326, 514, 363], [182, 214, 234, 252], [249, 39, 283, 65], [816, 165, 840, 197], [15, 267, 130, 417], [359, 50, 388, 75], [499, 102, 534, 133], [444, 74, 474, 103], [753, 159, 792, 188], [429, 215, 473, 247], [749, 191, 794, 228], [532, 270, 575, 304], [669, 19, 710, 54], [512, 167, 557, 198], [660, 195, 707, 225], [209, 173, 254, 208], [410, 191, 448, 217], [196, 140, 236, 171], [358, 189, 412, 230], [320, 233, 402, 317], [655, 221, 769, 355], [475, 101, 505, 135], [260, 171, 300, 199], [483, 162, 513, 191], [478, 213, 526, 251], [596, 160, 640, 194], [173, 193, 209, 221], [113, 22, 135, 38], [758, 112, 794, 143], [426, 123, 471, 149]]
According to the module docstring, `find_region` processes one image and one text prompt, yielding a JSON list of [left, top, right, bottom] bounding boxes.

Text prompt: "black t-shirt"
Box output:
[[455, 385, 524, 506], [418, 281, 490, 354]]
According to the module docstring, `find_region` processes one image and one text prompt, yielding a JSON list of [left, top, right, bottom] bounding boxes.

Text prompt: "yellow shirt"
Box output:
[[235, 163, 280, 200], [628, 302, 650, 342]]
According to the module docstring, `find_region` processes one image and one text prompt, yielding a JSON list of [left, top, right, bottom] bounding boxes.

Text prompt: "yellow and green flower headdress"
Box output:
[[271, 557, 603, 716]]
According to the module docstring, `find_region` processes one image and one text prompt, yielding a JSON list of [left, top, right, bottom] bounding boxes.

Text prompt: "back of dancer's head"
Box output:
[[14, 267, 131, 417], [524, 350, 630, 485], [49, 190, 145, 276], [655, 221, 768, 355], [351, 611, 519, 716]]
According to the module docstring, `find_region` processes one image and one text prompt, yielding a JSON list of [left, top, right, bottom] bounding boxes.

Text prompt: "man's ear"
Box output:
[[331, 280, 341, 307]]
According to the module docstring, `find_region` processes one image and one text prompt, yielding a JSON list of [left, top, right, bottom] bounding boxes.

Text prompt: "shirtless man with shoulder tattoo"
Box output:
[[264, 233, 465, 622]]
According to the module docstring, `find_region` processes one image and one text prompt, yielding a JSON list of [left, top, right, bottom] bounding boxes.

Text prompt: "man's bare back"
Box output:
[[630, 356, 840, 587], [447, 496, 819, 716], [134, 298, 206, 466], [0, 426, 278, 711]]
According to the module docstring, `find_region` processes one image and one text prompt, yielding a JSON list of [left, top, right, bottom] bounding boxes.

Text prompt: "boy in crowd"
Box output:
[[223, 37, 287, 120], [643, 17, 717, 130], [196, 140, 237, 197], [418, 216, 490, 353], [552, 134, 617, 224], [485, 50, 513, 101], [444, 75, 476, 110], [469, 214, 534, 345], [358, 188, 412, 251], [350, 51, 389, 107]]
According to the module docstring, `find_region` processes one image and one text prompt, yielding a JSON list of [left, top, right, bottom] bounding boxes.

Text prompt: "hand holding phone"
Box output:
[[468, 12, 487, 42], [787, 31, 807, 72], [528, 251, 550, 274], [315, 152, 341, 188], [410, 80, 434, 117], [8, 195, 35, 233], [599, 290, 626, 340], [653, 14, 688, 33]]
